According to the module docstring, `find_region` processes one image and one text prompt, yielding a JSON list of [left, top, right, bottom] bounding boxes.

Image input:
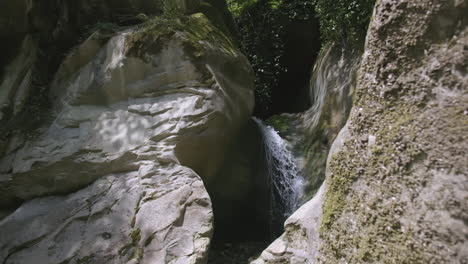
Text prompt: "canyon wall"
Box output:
[[253, 0, 467, 263]]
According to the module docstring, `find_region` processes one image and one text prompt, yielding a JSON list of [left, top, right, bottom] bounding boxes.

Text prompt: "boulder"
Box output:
[[0, 13, 254, 264], [0, 0, 236, 127], [320, 0, 468, 262], [254, 0, 468, 263]]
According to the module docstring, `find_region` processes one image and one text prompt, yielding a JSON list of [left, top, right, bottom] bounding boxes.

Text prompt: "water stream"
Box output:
[[253, 117, 304, 231]]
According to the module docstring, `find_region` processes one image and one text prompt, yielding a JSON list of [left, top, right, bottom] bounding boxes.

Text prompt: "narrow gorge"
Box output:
[[0, 0, 466, 264]]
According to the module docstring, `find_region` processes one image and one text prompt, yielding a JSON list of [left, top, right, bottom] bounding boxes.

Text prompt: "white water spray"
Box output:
[[253, 118, 304, 218]]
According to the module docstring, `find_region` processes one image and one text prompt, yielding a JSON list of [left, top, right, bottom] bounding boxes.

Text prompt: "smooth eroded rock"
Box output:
[[0, 13, 253, 264]]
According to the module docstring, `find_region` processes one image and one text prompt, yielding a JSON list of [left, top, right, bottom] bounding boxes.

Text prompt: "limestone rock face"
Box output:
[[0, 0, 163, 120], [320, 0, 468, 262], [0, 13, 253, 264], [0, 0, 236, 129], [254, 0, 467, 263]]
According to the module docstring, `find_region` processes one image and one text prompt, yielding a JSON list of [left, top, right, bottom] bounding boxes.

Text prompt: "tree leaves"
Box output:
[[314, 0, 375, 44]]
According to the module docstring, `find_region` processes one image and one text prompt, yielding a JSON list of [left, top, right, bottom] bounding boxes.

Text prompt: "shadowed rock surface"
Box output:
[[0, 8, 254, 264], [320, 0, 468, 262], [1, 0, 467, 263], [252, 0, 467, 263]]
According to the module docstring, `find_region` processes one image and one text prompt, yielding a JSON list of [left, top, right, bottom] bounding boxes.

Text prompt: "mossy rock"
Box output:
[[266, 114, 292, 135], [319, 1, 468, 263], [126, 13, 238, 61]]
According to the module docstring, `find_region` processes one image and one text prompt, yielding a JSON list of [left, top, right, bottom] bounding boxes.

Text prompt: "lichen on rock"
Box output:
[[320, 0, 468, 263], [252, 0, 467, 263]]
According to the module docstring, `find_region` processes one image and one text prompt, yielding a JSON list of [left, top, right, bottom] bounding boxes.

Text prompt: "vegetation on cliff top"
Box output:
[[227, 0, 318, 117], [314, 0, 374, 44], [226, 0, 374, 116], [227, 0, 374, 44]]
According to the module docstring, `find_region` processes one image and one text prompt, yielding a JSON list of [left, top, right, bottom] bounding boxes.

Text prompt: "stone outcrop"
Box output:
[[0, 0, 236, 129], [2, 0, 466, 263], [320, 0, 468, 262], [0, 10, 254, 264], [254, 0, 467, 263]]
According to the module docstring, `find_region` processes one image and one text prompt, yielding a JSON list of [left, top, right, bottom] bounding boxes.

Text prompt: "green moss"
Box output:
[[162, 0, 183, 17], [130, 228, 141, 244], [266, 115, 291, 135], [142, 192, 163, 203], [127, 13, 238, 61], [323, 99, 467, 263], [144, 233, 156, 247], [130, 214, 137, 228], [318, 5, 466, 262], [121, 228, 145, 262], [226, 0, 261, 17], [320, 149, 357, 232], [134, 247, 145, 262], [320, 103, 429, 262]]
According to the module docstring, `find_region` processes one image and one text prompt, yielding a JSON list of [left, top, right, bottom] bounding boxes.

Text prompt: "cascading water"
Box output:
[[253, 117, 304, 234]]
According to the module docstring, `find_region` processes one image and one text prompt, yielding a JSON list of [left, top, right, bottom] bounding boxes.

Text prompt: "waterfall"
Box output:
[[253, 118, 304, 223]]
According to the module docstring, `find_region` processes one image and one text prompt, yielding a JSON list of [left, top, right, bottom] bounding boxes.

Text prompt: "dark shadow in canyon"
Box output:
[[203, 119, 274, 263]]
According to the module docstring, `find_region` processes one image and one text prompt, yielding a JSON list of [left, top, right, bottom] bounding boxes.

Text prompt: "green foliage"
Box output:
[[231, 0, 316, 117], [227, 0, 373, 116], [127, 12, 238, 64], [266, 115, 290, 135], [268, 0, 284, 9], [162, 0, 183, 17], [228, 0, 376, 116], [313, 0, 375, 44], [129, 228, 141, 244], [226, 0, 261, 17], [227, 0, 289, 16]]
